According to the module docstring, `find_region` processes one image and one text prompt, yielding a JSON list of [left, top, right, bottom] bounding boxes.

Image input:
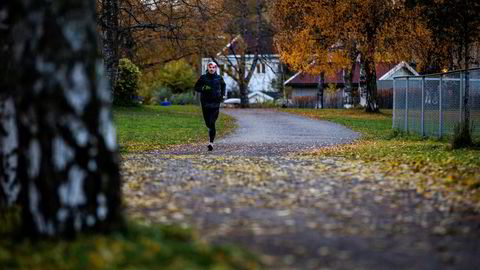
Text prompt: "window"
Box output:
[[257, 64, 261, 73], [262, 64, 266, 73]]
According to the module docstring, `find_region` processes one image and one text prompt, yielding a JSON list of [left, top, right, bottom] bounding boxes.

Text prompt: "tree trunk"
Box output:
[[317, 72, 325, 109], [6, 0, 123, 238], [101, 0, 120, 98], [239, 54, 250, 108], [359, 54, 367, 107], [343, 67, 354, 108], [239, 81, 249, 108], [0, 97, 20, 207], [364, 54, 379, 113], [343, 45, 358, 108], [0, 1, 20, 208], [463, 32, 471, 137]]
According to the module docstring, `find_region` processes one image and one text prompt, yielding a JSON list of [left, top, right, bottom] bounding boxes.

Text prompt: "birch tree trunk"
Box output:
[[316, 72, 325, 109], [0, 1, 20, 208], [4, 0, 123, 238], [0, 97, 20, 207], [343, 45, 358, 108], [359, 54, 367, 107]]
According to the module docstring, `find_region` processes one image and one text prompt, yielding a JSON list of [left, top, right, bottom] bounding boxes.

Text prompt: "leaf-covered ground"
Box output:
[[281, 108, 480, 207], [121, 109, 480, 270], [122, 152, 480, 269]]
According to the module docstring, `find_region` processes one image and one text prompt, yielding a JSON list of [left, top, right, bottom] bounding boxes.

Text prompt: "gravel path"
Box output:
[[122, 109, 480, 270], [163, 109, 360, 156]]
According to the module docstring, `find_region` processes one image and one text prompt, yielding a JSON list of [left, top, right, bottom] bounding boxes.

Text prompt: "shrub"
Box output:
[[114, 58, 141, 106], [142, 92, 155, 105], [157, 60, 196, 94], [153, 85, 173, 104], [171, 92, 197, 105]]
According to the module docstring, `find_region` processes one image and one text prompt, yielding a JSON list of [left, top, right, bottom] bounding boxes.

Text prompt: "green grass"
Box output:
[[0, 212, 260, 270], [114, 105, 236, 153], [281, 108, 480, 201]]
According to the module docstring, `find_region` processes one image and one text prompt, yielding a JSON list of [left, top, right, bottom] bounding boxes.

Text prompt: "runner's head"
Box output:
[[207, 61, 217, 74]]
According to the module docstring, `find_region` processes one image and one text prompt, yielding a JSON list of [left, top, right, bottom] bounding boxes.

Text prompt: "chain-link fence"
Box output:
[[393, 68, 480, 138]]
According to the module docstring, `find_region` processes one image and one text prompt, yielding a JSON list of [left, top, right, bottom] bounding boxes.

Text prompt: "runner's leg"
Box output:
[[202, 106, 210, 128], [208, 107, 220, 143]]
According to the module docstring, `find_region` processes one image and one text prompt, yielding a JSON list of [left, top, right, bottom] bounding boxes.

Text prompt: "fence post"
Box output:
[[421, 76, 425, 136], [439, 75, 443, 138], [393, 79, 396, 129], [405, 77, 409, 132], [459, 72, 463, 123]]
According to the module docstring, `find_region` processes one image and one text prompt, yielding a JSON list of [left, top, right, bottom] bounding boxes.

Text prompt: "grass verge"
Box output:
[[114, 105, 236, 153], [0, 209, 259, 270], [281, 108, 480, 205]]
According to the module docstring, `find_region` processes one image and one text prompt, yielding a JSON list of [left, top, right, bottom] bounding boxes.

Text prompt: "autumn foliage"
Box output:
[[269, 0, 431, 112]]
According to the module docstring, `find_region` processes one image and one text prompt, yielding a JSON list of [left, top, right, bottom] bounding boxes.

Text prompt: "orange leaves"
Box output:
[[270, 0, 431, 76]]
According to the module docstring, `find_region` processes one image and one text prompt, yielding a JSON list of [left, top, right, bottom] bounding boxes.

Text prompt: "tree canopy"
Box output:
[[270, 0, 430, 112]]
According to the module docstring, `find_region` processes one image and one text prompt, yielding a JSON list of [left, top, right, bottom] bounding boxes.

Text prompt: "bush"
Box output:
[[114, 58, 141, 106], [156, 60, 196, 94], [153, 85, 173, 104], [171, 92, 197, 105], [141, 92, 155, 105]]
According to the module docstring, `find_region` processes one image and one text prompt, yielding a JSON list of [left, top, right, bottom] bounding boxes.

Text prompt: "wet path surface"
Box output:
[[162, 109, 360, 156], [122, 109, 480, 269]]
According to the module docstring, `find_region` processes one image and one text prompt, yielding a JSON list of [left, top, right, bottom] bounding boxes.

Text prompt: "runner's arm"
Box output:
[[220, 77, 226, 97], [194, 76, 204, 92]]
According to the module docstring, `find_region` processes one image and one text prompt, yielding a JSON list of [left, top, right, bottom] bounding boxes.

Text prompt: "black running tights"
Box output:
[[202, 106, 220, 143]]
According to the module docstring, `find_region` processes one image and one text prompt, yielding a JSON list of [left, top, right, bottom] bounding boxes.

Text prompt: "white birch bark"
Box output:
[[5, 0, 122, 237], [0, 97, 20, 206]]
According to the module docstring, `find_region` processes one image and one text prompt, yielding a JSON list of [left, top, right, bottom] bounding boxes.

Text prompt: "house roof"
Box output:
[[378, 61, 419, 80], [284, 62, 416, 86], [248, 91, 274, 100]]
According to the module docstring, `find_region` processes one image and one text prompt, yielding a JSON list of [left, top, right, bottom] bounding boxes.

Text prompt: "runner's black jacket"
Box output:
[[194, 72, 226, 108]]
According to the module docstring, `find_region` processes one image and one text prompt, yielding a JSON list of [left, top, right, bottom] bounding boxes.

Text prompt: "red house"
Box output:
[[284, 61, 418, 108]]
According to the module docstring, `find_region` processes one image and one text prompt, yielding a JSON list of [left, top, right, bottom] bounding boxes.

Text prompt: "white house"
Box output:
[[201, 55, 280, 95], [201, 35, 281, 99]]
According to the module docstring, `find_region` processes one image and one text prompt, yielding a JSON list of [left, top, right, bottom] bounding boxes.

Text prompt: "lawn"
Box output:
[[114, 105, 236, 153], [282, 108, 480, 204], [0, 214, 260, 270]]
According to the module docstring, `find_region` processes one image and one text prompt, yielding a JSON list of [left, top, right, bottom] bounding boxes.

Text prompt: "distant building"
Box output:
[[201, 34, 282, 98], [284, 61, 419, 108]]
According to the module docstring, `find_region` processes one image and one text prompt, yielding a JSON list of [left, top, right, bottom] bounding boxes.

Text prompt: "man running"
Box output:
[[194, 61, 226, 151]]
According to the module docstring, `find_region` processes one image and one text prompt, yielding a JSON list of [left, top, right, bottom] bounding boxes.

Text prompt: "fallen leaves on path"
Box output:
[[121, 152, 480, 269]]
